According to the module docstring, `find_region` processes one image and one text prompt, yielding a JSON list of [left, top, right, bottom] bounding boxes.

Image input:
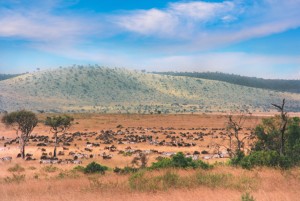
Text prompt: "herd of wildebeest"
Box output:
[[0, 125, 254, 165]]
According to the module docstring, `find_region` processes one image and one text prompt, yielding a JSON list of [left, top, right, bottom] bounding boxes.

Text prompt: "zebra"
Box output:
[[1, 156, 12, 162]]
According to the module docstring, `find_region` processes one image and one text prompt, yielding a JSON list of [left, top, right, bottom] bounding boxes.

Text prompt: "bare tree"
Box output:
[[271, 99, 288, 156], [225, 113, 256, 157], [131, 152, 148, 168], [2, 110, 38, 159], [45, 115, 74, 158]]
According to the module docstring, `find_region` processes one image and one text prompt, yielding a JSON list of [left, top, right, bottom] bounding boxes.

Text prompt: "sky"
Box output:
[[0, 0, 300, 79]]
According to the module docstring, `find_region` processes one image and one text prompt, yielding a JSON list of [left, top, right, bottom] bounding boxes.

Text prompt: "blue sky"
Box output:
[[0, 0, 300, 78]]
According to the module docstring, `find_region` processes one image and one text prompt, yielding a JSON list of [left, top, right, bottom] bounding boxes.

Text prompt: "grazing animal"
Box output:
[[1, 156, 12, 162]]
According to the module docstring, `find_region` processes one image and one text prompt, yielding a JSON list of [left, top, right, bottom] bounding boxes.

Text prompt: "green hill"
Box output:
[[154, 72, 300, 93], [0, 66, 300, 113]]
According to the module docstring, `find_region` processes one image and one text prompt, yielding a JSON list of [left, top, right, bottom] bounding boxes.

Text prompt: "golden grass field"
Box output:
[[0, 114, 300, 201]]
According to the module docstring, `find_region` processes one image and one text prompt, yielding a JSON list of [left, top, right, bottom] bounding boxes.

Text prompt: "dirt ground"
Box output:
[[0, 113, 300, 201], [0, 114, 262, 166]]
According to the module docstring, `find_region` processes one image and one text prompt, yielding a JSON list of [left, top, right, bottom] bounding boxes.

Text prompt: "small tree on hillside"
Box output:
[[45, 115, 74, 158], [1, 110, 38, 159]]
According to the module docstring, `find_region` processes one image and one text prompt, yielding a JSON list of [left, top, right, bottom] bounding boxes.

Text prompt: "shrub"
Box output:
[[232, 151, 292, 169], [150, 157, 173, 169], [7, 164, 25, 173], [84, 162, 108, 174], [4, 174, 26, 184], [241, 192, 256, 201], [73, 165, 85, 172], [56, 170, 80, 179], [150, 152, 212, 170], [230, 151, 245, 166], [113, 166, 138, 174], [42, 165, 59, 173]]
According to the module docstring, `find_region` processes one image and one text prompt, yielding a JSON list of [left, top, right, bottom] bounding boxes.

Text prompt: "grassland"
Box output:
[[1, 113, 300, 201]]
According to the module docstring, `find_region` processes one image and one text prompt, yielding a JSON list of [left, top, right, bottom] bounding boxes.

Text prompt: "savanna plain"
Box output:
[[0, 114, 300, 201]]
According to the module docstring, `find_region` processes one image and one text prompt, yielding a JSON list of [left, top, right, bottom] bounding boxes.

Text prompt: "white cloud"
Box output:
[[114, 1, 237, 39], [113, 0, 300, 51], [0, 3, 104, 45], [114, 9, 179, 37], [142, 52, 300, 79], [169, 1, 235, 21]]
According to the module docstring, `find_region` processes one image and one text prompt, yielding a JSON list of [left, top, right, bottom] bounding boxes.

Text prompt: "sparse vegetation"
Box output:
[[128, 170, 257, 192], [3, 174, 26, 184], [1, 66, 300, 113], [154, 71, 300, 94], [241, 192, 256, 201], [42, 165, 59, 173], [7, 164, 25, 173]]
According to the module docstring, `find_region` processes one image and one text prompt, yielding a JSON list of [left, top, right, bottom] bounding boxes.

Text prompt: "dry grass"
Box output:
[[0, 162, 300, 201]]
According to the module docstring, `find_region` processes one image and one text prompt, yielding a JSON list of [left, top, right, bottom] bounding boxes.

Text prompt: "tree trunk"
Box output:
[[235, 130, 241, 152], [53, 132, 58, 158], [20, 137, 25, 159]]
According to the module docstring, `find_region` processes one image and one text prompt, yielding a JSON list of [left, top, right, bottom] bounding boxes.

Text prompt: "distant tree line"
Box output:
[[154, 71, 300, 93], [0, 74, 22, 81]]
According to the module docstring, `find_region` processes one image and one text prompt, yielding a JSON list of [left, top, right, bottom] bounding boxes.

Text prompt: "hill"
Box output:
[[0, 66, 300, 113], [0, 73, 22, 81], [154, 72, 300, 93]]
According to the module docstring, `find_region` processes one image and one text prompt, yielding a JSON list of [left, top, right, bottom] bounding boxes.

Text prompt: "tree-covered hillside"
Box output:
[[154, 72, 300, 93], [1, 66, 300, 113], [0, 74, 22, 81]]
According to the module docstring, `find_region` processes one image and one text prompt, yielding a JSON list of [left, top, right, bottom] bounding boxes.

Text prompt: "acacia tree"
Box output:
[[45, 115, 74, 158], [1, 110, 38, 159]]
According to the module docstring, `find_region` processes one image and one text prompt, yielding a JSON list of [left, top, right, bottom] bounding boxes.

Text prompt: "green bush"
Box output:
[[84, 162, 108, 174], [150, 157, 173, 169], [150, 152, 212, 170], [232, 151, 292, 169], [230, 151, 245, 166]]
